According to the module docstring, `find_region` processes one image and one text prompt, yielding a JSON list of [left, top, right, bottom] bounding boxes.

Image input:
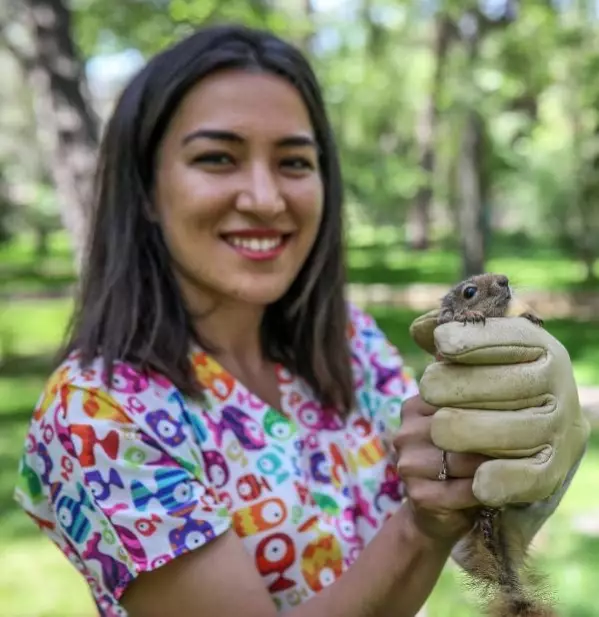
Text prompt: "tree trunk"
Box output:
[[406, 14, 453, 251], [458, 110, 486, 278], [21, 0, 99, 268], [457, 11, 486, 278], [582, 251, 597, 283]]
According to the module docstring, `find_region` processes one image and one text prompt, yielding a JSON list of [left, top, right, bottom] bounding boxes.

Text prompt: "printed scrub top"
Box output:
[[14, 305, 418, 616]]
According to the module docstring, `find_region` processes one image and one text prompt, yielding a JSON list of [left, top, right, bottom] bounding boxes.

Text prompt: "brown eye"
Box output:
[[192, 152, 234, 166], [463, 286, 477, 299], [280, 157, 315, 172]]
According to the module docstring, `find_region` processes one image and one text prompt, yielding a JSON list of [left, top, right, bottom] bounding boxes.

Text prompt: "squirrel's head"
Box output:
[[441, 273, 512, 316]]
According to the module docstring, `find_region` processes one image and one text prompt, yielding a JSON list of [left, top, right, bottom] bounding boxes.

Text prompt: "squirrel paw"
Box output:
[[519, 312, 544, 327], [454, 310, 487, 325]]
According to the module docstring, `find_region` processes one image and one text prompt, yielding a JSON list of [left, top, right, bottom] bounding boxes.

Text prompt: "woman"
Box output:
[[14, 24, 589, 617]]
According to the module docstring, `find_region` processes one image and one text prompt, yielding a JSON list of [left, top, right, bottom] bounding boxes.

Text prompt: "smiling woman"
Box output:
[[12, 22, 588, 617], [154, 69, 324, 324]]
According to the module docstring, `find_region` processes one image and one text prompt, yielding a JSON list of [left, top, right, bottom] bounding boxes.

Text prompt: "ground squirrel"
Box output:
[[438, 273, 556, 617]]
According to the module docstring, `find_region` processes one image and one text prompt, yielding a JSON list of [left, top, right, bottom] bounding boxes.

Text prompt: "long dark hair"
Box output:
[[62, 23, 355, 413]]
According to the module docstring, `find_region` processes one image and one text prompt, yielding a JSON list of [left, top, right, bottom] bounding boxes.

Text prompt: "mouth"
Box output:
[[221, 233, 292, 261]]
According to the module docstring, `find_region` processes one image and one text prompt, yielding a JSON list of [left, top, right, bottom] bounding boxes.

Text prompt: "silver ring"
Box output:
[[437, 450, 448, 481]]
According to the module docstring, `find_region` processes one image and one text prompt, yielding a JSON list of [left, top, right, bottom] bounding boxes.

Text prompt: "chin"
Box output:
[[227, 279, 294, 307]]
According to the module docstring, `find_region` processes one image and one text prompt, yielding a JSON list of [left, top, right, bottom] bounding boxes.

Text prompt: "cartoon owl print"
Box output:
[[13, 305, 416, 614]]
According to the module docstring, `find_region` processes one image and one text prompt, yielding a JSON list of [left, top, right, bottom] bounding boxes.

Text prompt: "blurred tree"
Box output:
[[0, 166, 17, 245], [406, 11, 454, 251], [551, 8, 599, 282], [1, 0, 99, 267]]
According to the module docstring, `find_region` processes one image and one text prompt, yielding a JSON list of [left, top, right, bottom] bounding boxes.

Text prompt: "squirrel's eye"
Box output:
[[463, 286, 477, 299]]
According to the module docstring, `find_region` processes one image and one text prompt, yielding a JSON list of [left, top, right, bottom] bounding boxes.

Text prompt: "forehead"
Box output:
[[464, 274, 496, 286], [165, 69, 315, 141]]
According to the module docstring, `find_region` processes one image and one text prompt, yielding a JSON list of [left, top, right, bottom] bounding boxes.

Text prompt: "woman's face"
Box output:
[[154, 68, 324, 313]]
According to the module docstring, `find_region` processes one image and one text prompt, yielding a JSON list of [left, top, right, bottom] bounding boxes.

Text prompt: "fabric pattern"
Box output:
[[14, 304, 418, 616]]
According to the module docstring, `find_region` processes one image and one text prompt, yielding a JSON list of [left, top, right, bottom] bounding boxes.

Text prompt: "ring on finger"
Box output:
[[437, 449, 449, 481]]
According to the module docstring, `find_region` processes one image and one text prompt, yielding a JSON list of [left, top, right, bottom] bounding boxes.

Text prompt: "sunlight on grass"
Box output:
[[347, 244, 591, 290], [0, 537, 95, 617], [0, 298, 72, 356]]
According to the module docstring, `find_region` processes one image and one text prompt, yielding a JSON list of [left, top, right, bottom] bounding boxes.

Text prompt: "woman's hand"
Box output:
[[392, 395, 488, 545], [409, 310, 590, 507]]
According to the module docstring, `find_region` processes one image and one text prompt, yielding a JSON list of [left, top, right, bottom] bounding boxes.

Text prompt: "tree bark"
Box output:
[[456, 11, 486, 278], [20, 0, 99, 267], [406, 14, 453, 251], [458, 109, 486, 278]]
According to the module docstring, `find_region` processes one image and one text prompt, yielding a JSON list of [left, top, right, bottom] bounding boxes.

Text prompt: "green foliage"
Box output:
[[1, 0, 597, 275]]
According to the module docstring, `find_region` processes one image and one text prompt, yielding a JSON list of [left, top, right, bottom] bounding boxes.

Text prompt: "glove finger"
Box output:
[[473, 450, 555, 507], [430, 403, 557, 457], [419, 361, 550, 408], [434, 317, 549, 365], [408, 309, 440, 356]]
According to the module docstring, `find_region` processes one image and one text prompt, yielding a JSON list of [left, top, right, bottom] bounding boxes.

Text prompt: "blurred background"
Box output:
[[0, 0, 598, 616]]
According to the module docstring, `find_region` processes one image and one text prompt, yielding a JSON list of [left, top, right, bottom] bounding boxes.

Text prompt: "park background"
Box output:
[[1, 1, 598, 616]]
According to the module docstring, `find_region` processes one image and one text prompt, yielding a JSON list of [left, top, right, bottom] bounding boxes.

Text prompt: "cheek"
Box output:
[[155, 171, 230, 242], [290, 179, 324, 230]]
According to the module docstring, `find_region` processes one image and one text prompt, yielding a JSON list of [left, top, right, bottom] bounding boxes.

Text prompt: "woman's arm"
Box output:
[[122, 395, 484, 617], [121, 503, 453, 617]]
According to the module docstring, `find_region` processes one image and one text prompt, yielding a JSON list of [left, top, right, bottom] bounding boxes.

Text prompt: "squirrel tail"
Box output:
[[465, 511, 559, 617], [486, 593, 558, 617]]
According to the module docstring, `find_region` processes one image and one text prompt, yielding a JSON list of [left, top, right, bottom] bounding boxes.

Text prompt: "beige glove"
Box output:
[[409, 309, 589, 507], [409, 308, 590, 569]]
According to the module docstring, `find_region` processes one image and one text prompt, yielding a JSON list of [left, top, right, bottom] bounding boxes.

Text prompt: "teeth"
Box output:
[[227, 236, 283, 252]]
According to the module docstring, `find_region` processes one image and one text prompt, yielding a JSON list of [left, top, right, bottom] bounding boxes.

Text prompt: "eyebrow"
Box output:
[[181, 129, 318, 150]]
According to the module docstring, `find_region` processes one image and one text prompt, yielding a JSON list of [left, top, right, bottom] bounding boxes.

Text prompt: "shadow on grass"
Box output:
[[544, 318, 599, 375], [0, 352, 59, 378], [0, 264, 75, 297], [349, 263, 458, 285]]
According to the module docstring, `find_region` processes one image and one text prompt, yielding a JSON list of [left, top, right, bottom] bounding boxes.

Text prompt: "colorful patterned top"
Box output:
[[13, 304, 418, 616]]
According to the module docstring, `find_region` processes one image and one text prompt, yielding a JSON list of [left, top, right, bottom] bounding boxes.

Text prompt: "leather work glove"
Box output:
[[409, 307, 590, 565]]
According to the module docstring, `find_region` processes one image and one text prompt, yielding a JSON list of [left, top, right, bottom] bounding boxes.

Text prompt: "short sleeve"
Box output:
[[347, 304, 419, 434], [14, 366, 231, 610]]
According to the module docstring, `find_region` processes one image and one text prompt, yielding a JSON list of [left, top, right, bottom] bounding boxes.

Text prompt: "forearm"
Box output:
[[290, 503, 453, 617]]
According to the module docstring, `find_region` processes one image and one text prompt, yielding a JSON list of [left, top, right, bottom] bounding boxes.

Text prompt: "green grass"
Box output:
[[1, 297, 599, 616], [345, 224, 599, 290], [0, 232, 75, 296], [2, 228, 599, 295], [347, 243, 597, 291]]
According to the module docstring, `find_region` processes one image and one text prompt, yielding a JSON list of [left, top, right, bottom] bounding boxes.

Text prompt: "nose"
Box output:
[[496, 275, 509, 288], [235, 164, 285, 217]]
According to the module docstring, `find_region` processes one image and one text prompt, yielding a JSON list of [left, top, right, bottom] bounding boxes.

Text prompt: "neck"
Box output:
[[184, 290, 266, 368], [200, 303, 265, 362]]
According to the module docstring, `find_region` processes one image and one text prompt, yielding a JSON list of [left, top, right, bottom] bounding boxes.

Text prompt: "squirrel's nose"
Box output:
[[497, 275, 509, 288]]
